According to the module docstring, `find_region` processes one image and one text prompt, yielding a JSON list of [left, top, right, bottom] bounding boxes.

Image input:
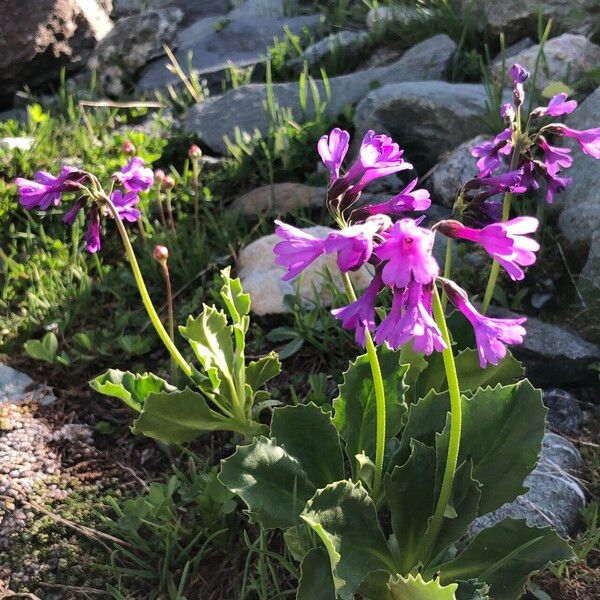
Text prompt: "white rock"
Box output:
[[0, 363, 55, 405], [0, 137, 34, 151]]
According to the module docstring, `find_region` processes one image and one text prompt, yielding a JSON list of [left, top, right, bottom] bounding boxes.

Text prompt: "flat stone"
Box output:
[[184, 35, 456, 154], [238, 226, 373, 316], [112, 0, 228, 23], [492, 34, 600, 91], [483, 0, 598, 44], [354, 81, 502, 171], [427, 135, 485, 207], [136, 14, 322, 91], [229, 0, 285, 19], [0, 137, 34, 151], [366, 5, 426, 29], [543, 389, 584, 435], [470, 432, 585, 538], [0, 363, 55, 406], [288, 31, 369, 70], [232, 183, 325, 217], [488, 307, 600, 387], [89, 8, 183, 96]]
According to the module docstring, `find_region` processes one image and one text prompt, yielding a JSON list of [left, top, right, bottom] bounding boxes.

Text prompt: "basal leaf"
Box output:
[[132, 387, 261, 442], [246, 352, 281, 392], [271, 403, 344, 489], [399, 343, 429, 404], [333, 347, 408, 474], [297, 547, 336, 600], [436, 519, 574, 600], [388, 574, 458, 599], [301, 480, 396, 600], [90, 369, 173, 412], [219, 436, 315, 529]]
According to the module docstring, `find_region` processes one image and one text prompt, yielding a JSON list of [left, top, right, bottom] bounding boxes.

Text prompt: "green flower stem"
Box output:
[[440, 237, 453, 311], [341, 272, 386, 498], [104, 197, 193, 379], [415, 284, 462, 566]]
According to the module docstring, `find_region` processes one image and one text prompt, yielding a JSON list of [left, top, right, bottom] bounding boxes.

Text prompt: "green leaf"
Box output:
[[246, 352, 281, 392], [133, 388, 261, 442], [437, 519, 574, 600], [90, 369, 173, 412], [333, 347, 408, 473], [297, 547, 336, 600], [271, 403, 344, 489], [399, 343, 429, 404], [219, 436, 315, 529], [541, 80, 576, 99], [437, 380, 545, 515], [24, 332, 58, 363], [301, 480, 396, 600], [388, 574, 458, 599], [385, 441, 437, 574], [219, 266, 250, 324]]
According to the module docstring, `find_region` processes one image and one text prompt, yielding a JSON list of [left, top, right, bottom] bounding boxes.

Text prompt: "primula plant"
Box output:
[[15, 64, 600, 599]]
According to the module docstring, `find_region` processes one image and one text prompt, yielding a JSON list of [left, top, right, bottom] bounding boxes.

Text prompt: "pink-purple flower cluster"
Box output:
[[470, 64, 600, 206], [15, 156, 153, 253], [274, 128, 542, 366]]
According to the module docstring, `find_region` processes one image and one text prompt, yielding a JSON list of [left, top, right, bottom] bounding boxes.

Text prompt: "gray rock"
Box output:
[[0, 363, 55, 406], [362, 46, 403, 69], [229, 0, 285, 19], [488, 306, 600, 387], [184, 35, 456, 154], [498, 37, 535, 60], [427, 135, 485, 207], [89, 8, 183, 96], [366, 5, 427, 29], [0, 0, 113, 102], [558, 87, 600, 247], [238, 226, 373, 316], [354, 81, 501, 171], [0, 108, 27, 123], [483, 0, 598, 44], [543, 389, 584, 434], [136, 14, 322, 92], [0, 137, 34, 151], [112, 0, 228, 23], [492, 34, 600, 91], [288, 31, 369, 70], [470, 432, 585, 538], [581, 229, 600, 291], [232, 183, 325, 217]]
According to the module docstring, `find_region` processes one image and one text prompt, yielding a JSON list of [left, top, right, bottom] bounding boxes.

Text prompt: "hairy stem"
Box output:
[[341, 272, 386, 498], [441, 237, 453, 311]]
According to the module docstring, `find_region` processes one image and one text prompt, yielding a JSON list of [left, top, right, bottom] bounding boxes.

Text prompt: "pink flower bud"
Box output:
[[153, 245, 169, 263], [188, 144, 202, 158], [122, 140, 136, 154], [154, 169, 165, 184], [162, 175, 175, 190]]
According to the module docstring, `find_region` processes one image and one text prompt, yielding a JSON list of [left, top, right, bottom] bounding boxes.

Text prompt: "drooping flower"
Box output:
[[375, 218, 439, 288], [436, 217, 539, 280], [63, 197, 86, 225], [273, 221, 326, 281], [469, 169, 528, 199], [84, 207, 101, 253], [532, 93, 577, 118], [443, 279, 526, 367], [113, 157, 154, 192], [471, 129, 513, 177], [537, 137, 573, 170], [15, 166, 83, 211], [551, 125, 600, 160], [331, 276, 383, 346], [318, 128, 350, 184], [510, 63, 530, 106], [542, 164, 572, 204], [344, 130, 412, 192], [111, 190, 141, 222], [374, 282, 445, 354], [324, 219, 381, 272], [366, 178, 431, 215]]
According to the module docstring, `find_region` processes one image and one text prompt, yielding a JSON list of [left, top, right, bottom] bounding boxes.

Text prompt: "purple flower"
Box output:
[[532, 93, 577, 118], [15, 166, 82, 210], [331, 276, 383, 346], [113, 157, 154, 192], [318, 128, 350, 184], [436, 217, 539, 281], [471, 129, 512, 177], [111, 190, 141, 222], [474, 169, 528, 195], [443, 279, 526, 368], [366, 178, 431, 215], [344, 131, 412, 192], [510, 64, 530, 106], [84, 207, 101, 253], [552, 125, 600, 160], [542, 164, 572, 204], [324, 220, 380, 272], [374, 282, 445, 354], [500, 103, 515, 121], [273, 221, 326, 281], [63, 197, 86, 225], [375, 218, 439, 288], [538, 137, 573, 170]]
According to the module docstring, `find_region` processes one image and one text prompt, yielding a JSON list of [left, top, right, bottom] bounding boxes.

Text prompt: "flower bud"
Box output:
[[154, 169, 165, 184], [188, 144, 202, 159], [153, 244, 169, 263], [122, 140, 136, 155], [162, 175, 175, 190]]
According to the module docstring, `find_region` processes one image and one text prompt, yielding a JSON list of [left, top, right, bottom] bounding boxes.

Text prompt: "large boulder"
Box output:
[[183, 35, 456, 155], [483, 0, 598, 44], [288, 30, 369, 70], [136, 13, 322, 92], [112, 0, 228, 23], [492, 34, 600, 91], [238, 226, 373, 316], [0, 0, 112, 103], [232, 183, 325, 217], [353, 81, 500, 171]]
